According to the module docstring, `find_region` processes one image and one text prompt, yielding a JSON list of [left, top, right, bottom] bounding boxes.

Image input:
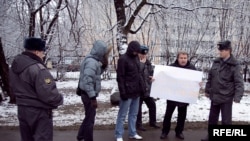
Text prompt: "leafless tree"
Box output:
[[1, 0, 250, 82], [0, 0, 16, 103], [0, 38, 16, 103]]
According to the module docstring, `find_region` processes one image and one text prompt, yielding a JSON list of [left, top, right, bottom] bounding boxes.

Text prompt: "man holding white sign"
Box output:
[[150, 51, 202, 140]]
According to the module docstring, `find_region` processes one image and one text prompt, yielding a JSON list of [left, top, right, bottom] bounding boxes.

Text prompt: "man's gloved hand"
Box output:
[[120, 93, 128, 101], [234, 99, 240, 103], [121, 97, 128, 101], [91, 99, 98, 108]]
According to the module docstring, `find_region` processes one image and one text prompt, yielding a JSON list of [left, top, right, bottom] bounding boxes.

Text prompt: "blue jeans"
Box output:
[[115, 97, 140, 138], [77, 94, 96, 141]]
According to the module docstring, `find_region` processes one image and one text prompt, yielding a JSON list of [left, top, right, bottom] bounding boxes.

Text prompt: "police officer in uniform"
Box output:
[[136, 45, 160, 131], [201, 40, 244, 141], [9, 37, 63, 141]]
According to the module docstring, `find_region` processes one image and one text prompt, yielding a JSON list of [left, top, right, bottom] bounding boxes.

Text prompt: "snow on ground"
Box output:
[[1, 72, 250, 127]]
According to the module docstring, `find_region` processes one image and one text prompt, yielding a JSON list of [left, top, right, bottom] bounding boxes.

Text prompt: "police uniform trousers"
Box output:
[[18, 106, 53, 141]]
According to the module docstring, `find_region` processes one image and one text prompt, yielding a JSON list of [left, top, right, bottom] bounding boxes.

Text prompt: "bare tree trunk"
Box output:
[[114, 0, 128, 56], [29, 12, 36, 37], [0, 37, 16, 104], [114, 0, 147, 56]]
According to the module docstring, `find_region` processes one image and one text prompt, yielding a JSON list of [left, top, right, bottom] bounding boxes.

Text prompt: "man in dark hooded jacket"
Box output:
[[161, 51, 196, 140], [115, 41, 143, 141], [9, 37, 63, 141], [201, 40, 244, 141]]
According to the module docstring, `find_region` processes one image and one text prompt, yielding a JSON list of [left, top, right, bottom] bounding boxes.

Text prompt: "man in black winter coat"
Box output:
[[115, 41, 143, 141], [201, 40, 244, 141], [160, 51, 196, 140]]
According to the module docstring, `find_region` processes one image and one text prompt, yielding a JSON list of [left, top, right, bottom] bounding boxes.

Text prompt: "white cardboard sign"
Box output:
[[150, 65, 203, 104]]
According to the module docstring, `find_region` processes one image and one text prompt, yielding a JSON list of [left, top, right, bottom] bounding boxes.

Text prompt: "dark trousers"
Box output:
[[77, 94, 96, 141], [136, 97, 157, 126], [18, 106, 53, 141], [162, 101, 187, 135], [208, 101, 233, 125]]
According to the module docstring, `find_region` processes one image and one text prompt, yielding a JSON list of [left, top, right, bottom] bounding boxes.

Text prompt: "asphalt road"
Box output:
[[0, 128, 207, 141]]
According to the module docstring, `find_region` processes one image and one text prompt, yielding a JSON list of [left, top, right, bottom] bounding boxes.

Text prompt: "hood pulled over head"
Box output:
[[126, 41, 141, 57], [90, 40, 108, 61]]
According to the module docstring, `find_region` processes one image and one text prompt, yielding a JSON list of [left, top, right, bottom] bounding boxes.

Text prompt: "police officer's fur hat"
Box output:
[[140, 45, 149, 54], [217, 40, 231, 50], [24, 37, 46, 51]]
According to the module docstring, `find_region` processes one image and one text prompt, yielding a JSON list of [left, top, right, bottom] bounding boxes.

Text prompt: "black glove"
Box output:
[[120, 96, 128, 101], [234, 99, 240, 103], [91, 99, 98, 108]]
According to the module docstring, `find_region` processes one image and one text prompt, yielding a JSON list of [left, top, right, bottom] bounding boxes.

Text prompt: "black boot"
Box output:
[[150, 123, 160, 129], [136, 125, 146, 131]]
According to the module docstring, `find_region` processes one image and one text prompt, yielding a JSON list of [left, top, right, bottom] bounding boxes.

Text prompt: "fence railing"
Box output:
[[49, 56, 250, 82]]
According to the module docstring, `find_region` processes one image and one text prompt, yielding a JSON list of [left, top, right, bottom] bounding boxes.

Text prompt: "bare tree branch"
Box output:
[[33, 0, 52, 13], [44, 0, 65, 40], [130, 10, 160, 34], [125, 0, 147, 33]]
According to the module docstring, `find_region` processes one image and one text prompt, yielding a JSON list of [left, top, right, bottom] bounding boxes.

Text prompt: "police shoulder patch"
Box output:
[[44, 78, 52, 84]]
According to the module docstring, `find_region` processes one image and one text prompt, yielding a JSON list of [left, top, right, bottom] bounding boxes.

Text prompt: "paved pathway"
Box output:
[[0, 128, 207, 141]]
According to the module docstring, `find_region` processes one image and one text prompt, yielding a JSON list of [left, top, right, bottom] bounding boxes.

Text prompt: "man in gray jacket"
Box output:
[[77, 40, 111, 141], [9, 37, 63, 141], [201, 40, 244, 141]]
